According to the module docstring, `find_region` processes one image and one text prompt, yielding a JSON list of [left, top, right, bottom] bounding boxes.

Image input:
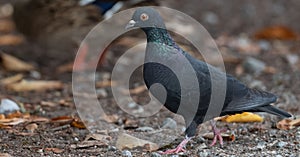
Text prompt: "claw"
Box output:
[[160, 136, 191, 154], [209, 120, 226, 147]]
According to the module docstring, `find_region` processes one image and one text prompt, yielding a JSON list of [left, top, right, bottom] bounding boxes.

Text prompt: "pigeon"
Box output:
[[125, 7, 292, 154]]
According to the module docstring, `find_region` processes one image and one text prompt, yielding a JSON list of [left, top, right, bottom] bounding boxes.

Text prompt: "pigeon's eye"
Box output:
[[140, 13, 149, 21]]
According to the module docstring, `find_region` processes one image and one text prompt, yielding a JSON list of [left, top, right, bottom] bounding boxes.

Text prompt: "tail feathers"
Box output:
[[257, 105, 292, 118]]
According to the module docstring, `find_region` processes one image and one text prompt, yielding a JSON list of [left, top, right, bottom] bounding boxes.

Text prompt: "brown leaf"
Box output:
[[254, 25, 299, 40], [56, 62, 73, 73], [96, 80, 117, 88], [40, 101, 57, 107], [277, 118, 300, 130], [1, 53, 35, 72], [0, 74, 23, 85], [29, 116, 49, 122], [264, 66, 277, 74], [0, 153, 12, 157], [71, 119, 86, 129], [122, 85, 147, 95], [0, 118, 25, 125], [25, 123, 38, 133], [0, 19, 15, 33], [44, 148, 64, 154], [7, 80, 63, 92], [6, 111, 23, 119], [101, 114, 119, 123], [0, 35, 24, 46], [51, 116, 73, 123], [124, 119, 139, 129], [0, 114, 5, 119]]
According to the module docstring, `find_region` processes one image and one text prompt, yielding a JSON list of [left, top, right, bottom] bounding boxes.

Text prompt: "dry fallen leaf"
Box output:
[[0, 74, 23, 85], [277, 118, 300, 130], [0, 114, 5, 119], [0, 35, 24, 46], [121, 85, 147, 95], [1, 53, 35, 72], [40, 101, 57, 107], [101, 114, 119, 123], [0, 111, 48, 126], [6, 111, 23, 119], [264, 66, 277, 74], [51, 116, 73, 123], [219, 112, 263, 123], [7, 80, 63, 92], [254, 25, 299, 40], [56, 62, 73, 73], [44, 148, 64, 154], [84, 133, 112, 142], [25, 123, 38, 133], [0, 19, 15, 33], [0, 118, 25, 125], [129, 85, 147, 95], [96, 80, 117, 88], [0, 153, 12, 157], [28, 115, 49, 122], [71, 118, 86, 129]]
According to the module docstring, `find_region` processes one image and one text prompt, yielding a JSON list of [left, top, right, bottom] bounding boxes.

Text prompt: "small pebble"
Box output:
[[197, 143, 208, 149], [277, 141, 287, 148], [97, 89, 108, 97], [37, 149, 43, 153], [162, 118, 177, 129], [0, 99, 20, 114], [243, 57, 266, 75], [108, 145, 117, 151], [198, 151, 210, 157], [122, 150, 132, 157], [258, 41, 270, 51], [150, 152, 162, 157], [256, 141, 266, 150], [203, 11, 219, 25], [127, 102, 137, 108], [136, 126, 154, 132], [30, 71, 41, 79]]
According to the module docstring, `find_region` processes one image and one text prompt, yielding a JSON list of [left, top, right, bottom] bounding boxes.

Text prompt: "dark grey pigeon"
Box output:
[[125, 7, 292, 154]]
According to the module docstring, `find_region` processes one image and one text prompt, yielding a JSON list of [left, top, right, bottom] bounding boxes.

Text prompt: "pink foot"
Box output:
[[210, 120, 226, 147], [160, 137, 191, 154]]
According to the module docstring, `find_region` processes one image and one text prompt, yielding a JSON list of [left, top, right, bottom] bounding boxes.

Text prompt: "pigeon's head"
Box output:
[[125, 7, 166, 30]]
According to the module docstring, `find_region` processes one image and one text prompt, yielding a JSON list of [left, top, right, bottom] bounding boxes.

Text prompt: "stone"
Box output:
[[162, 118, 177, 129], [116, 133, 159, 151], [122, 150, 132, 157], [0, 99, 20, 114]]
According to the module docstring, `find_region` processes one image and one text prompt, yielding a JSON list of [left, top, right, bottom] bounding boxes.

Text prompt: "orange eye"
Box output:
[[140, 13, 149, 21]]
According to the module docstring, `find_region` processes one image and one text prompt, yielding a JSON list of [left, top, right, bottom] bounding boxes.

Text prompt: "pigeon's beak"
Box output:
[[125, 20, 136, 30]]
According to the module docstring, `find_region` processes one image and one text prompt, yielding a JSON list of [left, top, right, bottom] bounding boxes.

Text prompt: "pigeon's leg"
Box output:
[[210, 120, 226, 147], [160, 136, 192, 154]]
